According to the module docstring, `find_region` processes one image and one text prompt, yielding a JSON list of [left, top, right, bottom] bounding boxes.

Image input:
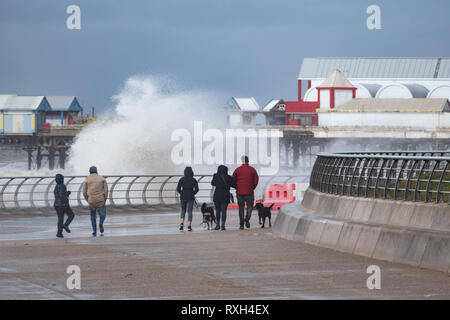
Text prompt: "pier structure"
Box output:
[[0, 126, 82, 170]]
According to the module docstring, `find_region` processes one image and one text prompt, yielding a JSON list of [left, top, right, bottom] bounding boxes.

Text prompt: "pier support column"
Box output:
[[36, 147, 42, 170], [284, 140, 290, 167], [286, 141, 290, 167], [293, 142, 300, 168], [48, 148, 55, 170], [23, 147, 34, 170], [58, 148, 66, 169]]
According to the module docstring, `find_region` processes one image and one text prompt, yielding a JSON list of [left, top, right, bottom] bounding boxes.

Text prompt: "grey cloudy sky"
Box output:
[[1, 0, 449, 113]]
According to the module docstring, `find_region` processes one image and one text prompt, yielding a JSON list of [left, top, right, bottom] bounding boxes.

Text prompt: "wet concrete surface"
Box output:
[[0, 210, 449, 299]]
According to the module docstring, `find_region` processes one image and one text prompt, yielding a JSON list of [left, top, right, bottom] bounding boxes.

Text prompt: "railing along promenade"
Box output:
[[310, 151, 450, 204], [0, 174, 309, 210]]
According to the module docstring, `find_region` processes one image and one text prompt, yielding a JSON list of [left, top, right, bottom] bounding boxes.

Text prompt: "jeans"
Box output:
[[55, 206, 74, 235], [90, 206, 106, 233], [214, 201, 228, 227], [237, 195, 254, 226], [180, 199, 194, 222]]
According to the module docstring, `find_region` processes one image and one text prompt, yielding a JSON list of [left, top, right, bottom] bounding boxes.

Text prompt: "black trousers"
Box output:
[[55, 206, 74, 235], [237, 195, 254, 226]]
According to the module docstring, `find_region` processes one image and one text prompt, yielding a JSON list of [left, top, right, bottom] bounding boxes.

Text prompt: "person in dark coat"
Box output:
[[53, 173, 75, 238], [211, 165, 235, 230], [176, 167, 199, 231]]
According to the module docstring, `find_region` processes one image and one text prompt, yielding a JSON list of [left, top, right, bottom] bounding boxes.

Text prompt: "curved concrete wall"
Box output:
[[273, 188, 450, 273]]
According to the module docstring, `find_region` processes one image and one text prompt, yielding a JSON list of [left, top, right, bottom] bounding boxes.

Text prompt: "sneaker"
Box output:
[[215, 225, 220, 230], [179, 224, 184, 231], [188, 226, 192, 232], [221, 226, 226, 231], [63, 225, 71, 233], [239, 225, 244, 230], [56, 234, 64, 238], [245, 219, 250, 229]]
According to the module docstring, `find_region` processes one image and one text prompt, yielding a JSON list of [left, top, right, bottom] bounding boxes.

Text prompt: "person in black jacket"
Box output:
[[176, 167, 199, 231], [211, 165, 235, 230], [53, 174, 74, 238]]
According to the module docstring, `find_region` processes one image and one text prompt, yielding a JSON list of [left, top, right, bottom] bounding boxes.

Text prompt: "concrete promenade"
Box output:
[[0, 210, 449, 299]]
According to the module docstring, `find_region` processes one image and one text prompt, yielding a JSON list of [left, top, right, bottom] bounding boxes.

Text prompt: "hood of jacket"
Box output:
[[217, 165, 228, 175], [184, 166, 194, 178], [55, 174, 64, 185]]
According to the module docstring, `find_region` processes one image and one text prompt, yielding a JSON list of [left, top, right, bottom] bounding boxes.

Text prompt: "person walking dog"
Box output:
[[83, 166, 108, 237], [53, 173, 74, 238], [232, 156, 259, 229], [211, 165, 235, 230]]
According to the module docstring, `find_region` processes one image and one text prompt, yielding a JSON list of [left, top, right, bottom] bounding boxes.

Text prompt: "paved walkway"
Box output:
[[0, 210, 449, 299]]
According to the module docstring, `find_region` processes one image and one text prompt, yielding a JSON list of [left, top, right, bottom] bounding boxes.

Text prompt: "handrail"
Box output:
[[0, 174, 309, 210], [310, 152, 450, 204]]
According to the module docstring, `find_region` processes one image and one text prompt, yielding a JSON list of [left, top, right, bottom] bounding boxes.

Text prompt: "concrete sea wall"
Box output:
[[273, 188, 450, 273]]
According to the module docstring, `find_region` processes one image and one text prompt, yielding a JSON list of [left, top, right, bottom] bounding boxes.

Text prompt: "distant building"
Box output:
[[316, 69, 357, 109], [225, 97, 287, 127], [285, 57, 450, 126], [0, 95, 50, 134], [300, 57, 450, 100], [0, 94, 82, 134], [225, 57, 450, 130], [262, 99, 286, 125], [45, 96, 82, 126], [226, 97, 266, 127], [318, 98, 450, 129]]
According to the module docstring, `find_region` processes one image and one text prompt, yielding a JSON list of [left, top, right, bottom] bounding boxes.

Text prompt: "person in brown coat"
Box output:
[[83, 166, 108, 236]]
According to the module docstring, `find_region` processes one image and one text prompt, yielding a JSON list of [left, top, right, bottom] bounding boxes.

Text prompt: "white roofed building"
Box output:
[[262, 99, 286, 125], [226, 57, 450, 130], [225, 97, 266, 127], [299, 57, 450, 102], [0, 94, 83, 134], [286, 57, 450, 130], [316, 69, 357, 109], [45, 96, 82, 126], [0, 95, 50, 134], [318, 98, 450, 129]]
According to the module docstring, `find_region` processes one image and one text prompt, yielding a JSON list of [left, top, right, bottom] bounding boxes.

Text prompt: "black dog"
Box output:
[[255, 203, 274, 228], [201, 203, 216, 230]]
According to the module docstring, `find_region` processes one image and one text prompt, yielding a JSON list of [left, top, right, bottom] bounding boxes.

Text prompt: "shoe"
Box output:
[[92, 232, 97, 237], [245, 219, 250, 229], [188, 226, 192, 232], [221, 226, 226, 231], [100, 225, 104, 235], [215, 225, 220, 230], [239, 225, 244, 230], [179, 224, 184, 231], [56, 234, 64, 238], [63, 225, 71, 233]]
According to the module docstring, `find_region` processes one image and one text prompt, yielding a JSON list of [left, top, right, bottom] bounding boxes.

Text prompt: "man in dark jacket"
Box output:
[[176, 167, 199, 231], [232, 156, 259, 229], [211, 165, 236, 230], [53, 174, 74, 238]]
